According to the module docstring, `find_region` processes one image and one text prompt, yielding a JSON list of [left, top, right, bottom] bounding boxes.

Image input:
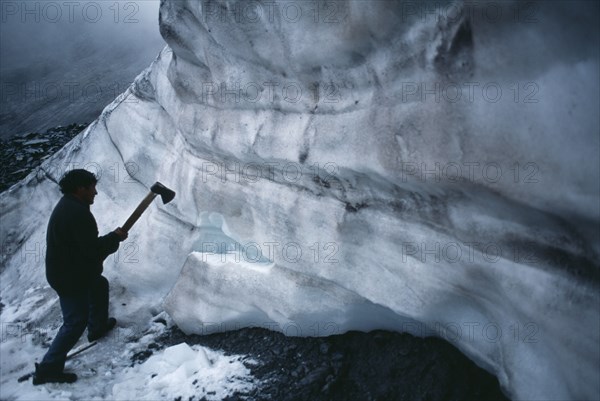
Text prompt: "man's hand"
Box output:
[[114, 227, 128, 242]]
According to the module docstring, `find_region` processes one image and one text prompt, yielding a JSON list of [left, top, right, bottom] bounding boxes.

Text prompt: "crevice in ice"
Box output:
[[171, 141, 598, 284], [191, 212, 272, 264]]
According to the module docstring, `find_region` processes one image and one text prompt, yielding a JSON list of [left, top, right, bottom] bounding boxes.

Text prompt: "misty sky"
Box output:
[[0, 0, 165, 139]]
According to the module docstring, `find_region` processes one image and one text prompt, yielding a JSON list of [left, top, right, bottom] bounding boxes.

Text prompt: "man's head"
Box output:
[[59, 169, 98, 205]]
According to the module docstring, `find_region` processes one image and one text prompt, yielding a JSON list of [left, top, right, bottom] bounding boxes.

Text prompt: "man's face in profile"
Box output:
[[75, 184, 97, 205]]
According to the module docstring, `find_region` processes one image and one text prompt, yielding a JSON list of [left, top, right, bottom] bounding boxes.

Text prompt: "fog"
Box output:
[[0, 0, 165, 139]]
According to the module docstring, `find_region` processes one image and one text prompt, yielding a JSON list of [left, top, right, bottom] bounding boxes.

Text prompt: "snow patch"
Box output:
[[111, 343, 256, 401]]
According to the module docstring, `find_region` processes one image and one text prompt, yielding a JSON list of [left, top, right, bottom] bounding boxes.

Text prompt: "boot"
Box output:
[[88, 317, 117, 342], [32, 363, 77, 385]]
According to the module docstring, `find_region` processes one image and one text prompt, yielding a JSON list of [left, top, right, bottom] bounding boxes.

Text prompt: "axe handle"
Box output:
[[122, 192, 157, 232]]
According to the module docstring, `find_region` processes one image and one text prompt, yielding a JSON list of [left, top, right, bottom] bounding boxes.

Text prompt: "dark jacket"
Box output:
[[45, 194, 120, 295]]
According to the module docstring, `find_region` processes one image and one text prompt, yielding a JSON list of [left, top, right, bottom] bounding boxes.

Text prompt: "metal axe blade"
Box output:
[[151, 182, 176, 204], [122, 181, 176, 232]]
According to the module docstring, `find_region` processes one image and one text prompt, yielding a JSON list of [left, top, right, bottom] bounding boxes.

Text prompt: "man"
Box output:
[[33, 169, 128, 385]]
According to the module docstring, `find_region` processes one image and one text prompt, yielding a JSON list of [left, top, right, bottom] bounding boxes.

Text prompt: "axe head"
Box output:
[[150, 182, 176, 204]]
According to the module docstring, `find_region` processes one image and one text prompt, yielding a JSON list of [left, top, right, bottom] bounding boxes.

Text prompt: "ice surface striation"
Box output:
[[1, 1, 599, 400]]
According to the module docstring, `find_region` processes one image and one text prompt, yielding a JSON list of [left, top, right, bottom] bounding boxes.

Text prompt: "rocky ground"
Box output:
[[0, 123, 87, 192], [1, 126, 510, 401], [147, 326, 510, 401]]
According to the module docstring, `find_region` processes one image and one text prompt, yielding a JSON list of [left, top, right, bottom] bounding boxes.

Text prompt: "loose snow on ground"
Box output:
[[112, 342, 255, 400], [0, 314, 257, 401]]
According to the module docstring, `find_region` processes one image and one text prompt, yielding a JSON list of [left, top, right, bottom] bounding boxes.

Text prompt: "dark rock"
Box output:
[[149, 326, 510, 401], [0, 123, 88, 192], [319, 343, 330, 354]]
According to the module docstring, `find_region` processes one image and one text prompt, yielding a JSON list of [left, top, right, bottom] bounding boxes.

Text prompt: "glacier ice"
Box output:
[[1, 1, 599, 400]]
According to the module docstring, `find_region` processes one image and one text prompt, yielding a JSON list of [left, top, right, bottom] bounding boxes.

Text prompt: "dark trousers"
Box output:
[[38, 275, 109, 373]]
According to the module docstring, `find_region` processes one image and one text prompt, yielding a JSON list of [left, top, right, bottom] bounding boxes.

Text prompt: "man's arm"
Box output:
[[72, 213, 125, 268], [97, 228, 128, 261]]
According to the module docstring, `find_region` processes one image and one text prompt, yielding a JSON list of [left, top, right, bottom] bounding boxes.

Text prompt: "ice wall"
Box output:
[[1, 1, 598, 400]]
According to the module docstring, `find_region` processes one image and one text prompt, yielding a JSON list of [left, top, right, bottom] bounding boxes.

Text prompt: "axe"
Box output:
[[121, 182, 176, 232]]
